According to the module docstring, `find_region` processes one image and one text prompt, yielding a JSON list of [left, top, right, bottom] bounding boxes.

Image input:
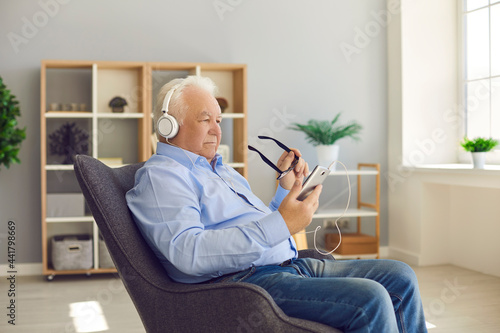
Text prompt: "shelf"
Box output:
[[96, 113, 144, 118], [44, 267, 117, 276], [48, 162, 244, 170], [313, 208, 378, 219], [45, 111, 144, 119], [221, 113, 245, 119], [46, 216, 94, 223], [228, 162, 245, 168], [328, 169, 378, 176], [45, 164, 74, 170], [45, 112, 93, 118]]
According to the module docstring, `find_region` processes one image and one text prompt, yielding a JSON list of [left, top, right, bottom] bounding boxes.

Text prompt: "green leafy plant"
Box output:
[[460, 137, 498, 152], [0, 76, 26, 169], [289, 113, 362, 146]]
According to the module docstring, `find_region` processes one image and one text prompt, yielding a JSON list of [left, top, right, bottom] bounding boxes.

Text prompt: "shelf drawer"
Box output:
[[325, 233, 377, 255]]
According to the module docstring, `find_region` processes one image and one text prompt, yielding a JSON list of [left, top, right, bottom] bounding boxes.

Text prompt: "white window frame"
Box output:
[[460, 0, 500, 164]]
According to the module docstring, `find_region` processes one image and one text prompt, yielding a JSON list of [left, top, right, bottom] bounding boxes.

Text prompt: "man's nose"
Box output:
[[212, 121, 222, 134]]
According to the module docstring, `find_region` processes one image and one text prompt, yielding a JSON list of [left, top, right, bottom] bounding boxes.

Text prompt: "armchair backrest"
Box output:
[[74, 155, 180, 330], [74, 154, 340, 333], [74, 155, 171, 283]]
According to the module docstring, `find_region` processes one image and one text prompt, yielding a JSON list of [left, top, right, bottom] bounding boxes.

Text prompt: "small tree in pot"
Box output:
[[0, 76, 26, 170], [289, 113, 362, 169]]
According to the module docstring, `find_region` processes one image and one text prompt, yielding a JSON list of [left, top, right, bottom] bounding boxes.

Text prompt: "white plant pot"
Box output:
[[471, 152, 486, 169], [316, 144, 339, 170]]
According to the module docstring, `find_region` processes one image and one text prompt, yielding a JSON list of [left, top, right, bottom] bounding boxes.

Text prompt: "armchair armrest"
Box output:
[[298, 249, 334, 261], [150, 281, 336, 332]]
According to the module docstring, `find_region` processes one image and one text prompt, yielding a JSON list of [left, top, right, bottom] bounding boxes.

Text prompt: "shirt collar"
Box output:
[[156, 141, 223, 170]]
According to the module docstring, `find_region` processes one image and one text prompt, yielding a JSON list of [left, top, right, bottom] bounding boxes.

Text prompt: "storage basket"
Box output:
[[51, 234, 93, 270]]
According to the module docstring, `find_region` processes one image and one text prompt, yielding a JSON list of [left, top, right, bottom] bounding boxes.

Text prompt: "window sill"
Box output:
[[397, 164, 500, 189], [411, 163, 500, 174]]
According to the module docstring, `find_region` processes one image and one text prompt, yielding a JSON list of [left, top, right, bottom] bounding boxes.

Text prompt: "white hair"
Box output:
[[154, 75, 218, 140]]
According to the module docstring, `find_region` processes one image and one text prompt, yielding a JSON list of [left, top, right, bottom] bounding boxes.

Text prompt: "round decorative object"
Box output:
[[109, 96, 127, 113], [49, 102, 60, 111], [216, 97, 228, 113]]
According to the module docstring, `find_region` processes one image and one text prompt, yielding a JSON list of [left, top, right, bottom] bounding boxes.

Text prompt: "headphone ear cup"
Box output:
[[157, 83, 181, 139], [157, 114, 179, 139]]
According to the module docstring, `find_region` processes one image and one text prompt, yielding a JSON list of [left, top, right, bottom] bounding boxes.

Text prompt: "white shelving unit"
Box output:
[[41, 60, 248, 279], [293, 163, 380, 259], [41, 60, 150, 279]]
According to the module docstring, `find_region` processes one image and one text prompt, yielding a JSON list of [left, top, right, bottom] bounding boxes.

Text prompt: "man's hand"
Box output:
[[278, 179, 322, 235], [278, 149, 309, 190]]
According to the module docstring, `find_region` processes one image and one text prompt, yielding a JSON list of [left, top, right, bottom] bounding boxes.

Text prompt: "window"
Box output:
[[462, 0, 500, 139]]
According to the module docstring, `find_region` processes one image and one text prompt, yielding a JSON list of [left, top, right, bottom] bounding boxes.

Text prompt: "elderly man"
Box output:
[[126, 76, 427, 332]]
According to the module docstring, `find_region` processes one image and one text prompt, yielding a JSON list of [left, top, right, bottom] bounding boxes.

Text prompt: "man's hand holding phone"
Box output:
[[279, 178, 323, 235], [297, 166, 330, 201], [272, 145, 327, 235]]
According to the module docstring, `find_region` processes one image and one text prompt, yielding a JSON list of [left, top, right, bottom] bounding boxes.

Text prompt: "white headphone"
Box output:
[[157, 84, 181, 139]]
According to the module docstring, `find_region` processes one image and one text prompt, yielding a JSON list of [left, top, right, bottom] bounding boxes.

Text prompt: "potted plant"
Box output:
[[289, 113, 362, 169], [0, 76, 26, 169], [108, 96, 127, 113], [460, 137, 498, 169]]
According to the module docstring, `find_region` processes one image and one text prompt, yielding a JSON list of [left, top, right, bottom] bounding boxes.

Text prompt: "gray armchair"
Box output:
[[74, 154, 342, 333]]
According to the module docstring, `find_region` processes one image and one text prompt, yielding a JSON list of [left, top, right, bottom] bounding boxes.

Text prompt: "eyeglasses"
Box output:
[[248, 136, 299, 180]]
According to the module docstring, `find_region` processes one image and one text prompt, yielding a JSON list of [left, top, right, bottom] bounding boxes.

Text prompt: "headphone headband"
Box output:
[[161, 83, 181, 115], [157, 83, 182, 139]]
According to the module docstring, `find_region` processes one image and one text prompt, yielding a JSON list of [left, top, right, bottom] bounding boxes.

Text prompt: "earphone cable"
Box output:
[[297, 160, 351, 256]]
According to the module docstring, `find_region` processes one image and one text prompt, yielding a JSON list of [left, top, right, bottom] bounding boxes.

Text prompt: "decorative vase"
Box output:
[[471, 152, 486, 169], [316, 144, 339, 170]]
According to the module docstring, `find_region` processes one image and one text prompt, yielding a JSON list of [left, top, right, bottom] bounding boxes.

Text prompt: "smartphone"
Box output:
[[297, 165, 330, 201]]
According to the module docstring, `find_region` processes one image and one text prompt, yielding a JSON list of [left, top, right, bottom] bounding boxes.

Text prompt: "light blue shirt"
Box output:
[[126, 142, 297, 283]]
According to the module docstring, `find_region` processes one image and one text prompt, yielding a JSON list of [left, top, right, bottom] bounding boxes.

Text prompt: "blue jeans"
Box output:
[[212, 258, 427, 333]]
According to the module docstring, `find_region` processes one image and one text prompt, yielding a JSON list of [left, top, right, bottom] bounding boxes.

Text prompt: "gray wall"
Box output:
[[0, 0, 388, 264]]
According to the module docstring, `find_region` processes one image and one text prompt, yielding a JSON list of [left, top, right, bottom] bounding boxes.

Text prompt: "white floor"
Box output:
[[414, 264, 500, 333], [1, 264, 499, 332], [2, 273, 143, 333]]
